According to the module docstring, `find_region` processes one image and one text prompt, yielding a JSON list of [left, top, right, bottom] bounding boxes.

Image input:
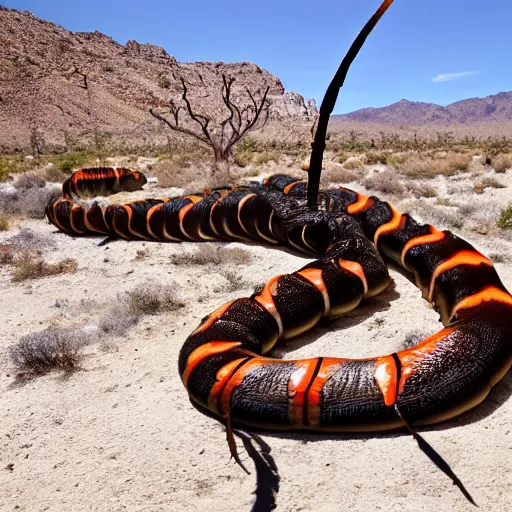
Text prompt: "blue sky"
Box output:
[[4, 0, 511, 113]]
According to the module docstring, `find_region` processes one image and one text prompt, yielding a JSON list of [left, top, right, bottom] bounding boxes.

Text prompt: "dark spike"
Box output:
[[394, 405, 477, 507], [307, 0, 394, 209]]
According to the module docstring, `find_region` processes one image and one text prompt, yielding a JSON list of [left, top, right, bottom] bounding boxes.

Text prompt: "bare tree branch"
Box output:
[[150, 73, 270, 162]]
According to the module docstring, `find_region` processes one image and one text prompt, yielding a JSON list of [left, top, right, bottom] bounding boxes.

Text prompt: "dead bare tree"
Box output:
[[150, 75, 270, 162]]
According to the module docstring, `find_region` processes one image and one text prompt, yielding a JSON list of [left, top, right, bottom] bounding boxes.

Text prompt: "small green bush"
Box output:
[[497, 205, 512, 229]]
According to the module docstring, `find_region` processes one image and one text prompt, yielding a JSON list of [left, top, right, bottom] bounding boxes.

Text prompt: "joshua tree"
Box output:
[[150, 74, 270, 162]]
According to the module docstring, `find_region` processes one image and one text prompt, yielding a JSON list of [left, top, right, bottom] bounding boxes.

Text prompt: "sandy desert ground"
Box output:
[[1, 163, 511, 512]]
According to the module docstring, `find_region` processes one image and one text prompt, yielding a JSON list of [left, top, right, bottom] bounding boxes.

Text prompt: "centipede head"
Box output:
[[119, 170, 148, 191]]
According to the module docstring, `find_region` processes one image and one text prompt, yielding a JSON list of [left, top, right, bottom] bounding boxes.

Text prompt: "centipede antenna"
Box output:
[[233, 429, 280, 512], [98, 235, 117, 247], [307, 0, 394, 210], [225, 414, 251, 475], [394, 405, 477, 507]]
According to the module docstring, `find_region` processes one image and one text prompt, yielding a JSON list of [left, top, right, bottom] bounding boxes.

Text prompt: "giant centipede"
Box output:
[[43, 1, 511, 509]]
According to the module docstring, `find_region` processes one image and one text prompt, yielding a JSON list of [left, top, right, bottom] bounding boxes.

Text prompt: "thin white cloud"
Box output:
[[432, 71, 481, 83]]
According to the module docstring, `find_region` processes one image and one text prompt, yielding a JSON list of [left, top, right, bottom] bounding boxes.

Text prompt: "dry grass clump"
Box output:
[[149, 160, 247, 191], [342, 156, 366, 170], [0, 245, 14, 264], [98, 306, 139, 337], [321, 166, 361, 185], [14, 172, 46, 190], [12, 255, 78, 282], [169, 244, 251, 266], [0, 185, 61, 219], [361, 170, 405, 197], [410, 184, 438, 198], [492, 154, 512, 173], [42, 165, 69, 183], [473, 177, 505, 194], [10, 327, 89, 377], [397, 152, 472, 179], [0, 214, 10, 231], [127, 282, 184, 316], [365, 151, 389, 165], [497, 205, 512, 229]]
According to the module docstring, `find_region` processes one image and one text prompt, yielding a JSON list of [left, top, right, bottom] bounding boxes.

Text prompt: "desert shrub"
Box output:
[[361, 170, 405, 196], [398, 153, 471, 179], [252, 150, 281, 165], [0, 155, 38, 181], [42, 165, 68, 183], [497, 205, 512, 229], [12, 255, 78, 282], [98, 306, 139, 337], [473, 177, 505, 194], [10, 327, 88, 376], [218, 269, 252, 293], [342, 157, 366, 170], [169, 244, 251, 266], [150, 160, 236, 190], [14, 172, 46, 189], [0, 185, 61, 219], [233, 151, 252, 168], [492, 154, 512, 173], [158, 75, 171, 89], [0, 214, 9, 231], [0, 245, 13, 264], [102, 65, 114, 72], [51, 152, 92, 172], [365, 151, 388, 165], [322, 167, 360, 185], [410, 184, 438, 198], [127, 282, 184, 315]]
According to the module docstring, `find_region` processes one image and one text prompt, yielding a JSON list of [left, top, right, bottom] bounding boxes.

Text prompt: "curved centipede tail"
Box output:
[[62, 167, 147, 199]]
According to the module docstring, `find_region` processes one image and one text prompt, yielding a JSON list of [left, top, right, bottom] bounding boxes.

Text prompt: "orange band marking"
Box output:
[[254, 276, 284, 338], [283, 181, 306, 195], [338, 258, 368, 296], [182, 341, 242, 387], [191, 300, 236, 336], [400, 227, 445, 268], [347, 194, 375, 215], [218, 358, 271, 415], [287, 359, 322, 425], [306, 358, 345, 426], [453, 285, 512, 316], [374, 356, 398, 406], [373, 205, 404, 245], [297, 268, 330, 316], [428, 250, 492, 302], [207, 357, 252, 413]]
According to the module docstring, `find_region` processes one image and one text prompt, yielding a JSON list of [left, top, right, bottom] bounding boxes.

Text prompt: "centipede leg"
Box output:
[[225, 414, 251, 475], [394, 405, 476, 507]]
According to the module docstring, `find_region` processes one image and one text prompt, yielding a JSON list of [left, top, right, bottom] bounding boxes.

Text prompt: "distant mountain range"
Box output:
[[340, 92, 512, 125]]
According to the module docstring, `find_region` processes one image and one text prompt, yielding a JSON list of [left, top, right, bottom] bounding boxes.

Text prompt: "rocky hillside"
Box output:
[[0, 7, 316, 152], [341, 92, 512, 125]]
